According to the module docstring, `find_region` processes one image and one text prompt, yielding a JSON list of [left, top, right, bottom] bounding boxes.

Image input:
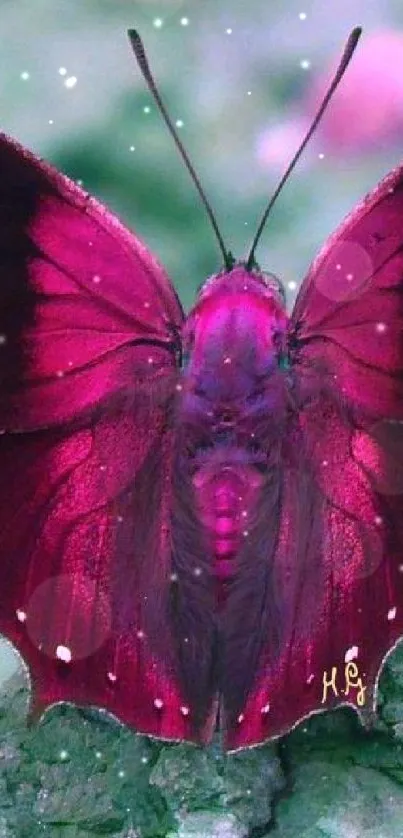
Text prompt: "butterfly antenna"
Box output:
[[246, 26, 362, 270], [128, 29, 233, 270]]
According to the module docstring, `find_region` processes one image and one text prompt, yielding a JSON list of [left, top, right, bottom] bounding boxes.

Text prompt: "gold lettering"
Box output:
[[321, 666, 338, 703], [321, 661, 367, 706], [344, 662, 366, 706]]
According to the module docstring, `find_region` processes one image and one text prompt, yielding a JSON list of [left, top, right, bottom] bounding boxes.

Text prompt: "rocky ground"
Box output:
[[0, 641, 403, 837]]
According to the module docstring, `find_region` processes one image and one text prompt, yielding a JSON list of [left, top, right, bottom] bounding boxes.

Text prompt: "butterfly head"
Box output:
[[180, 264, 288, 419]]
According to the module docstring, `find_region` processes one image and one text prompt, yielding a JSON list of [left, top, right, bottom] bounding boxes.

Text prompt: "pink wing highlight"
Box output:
[[224, 164, 403, 751], [0, 133, 216, 745], [291, 164, 403, 420]]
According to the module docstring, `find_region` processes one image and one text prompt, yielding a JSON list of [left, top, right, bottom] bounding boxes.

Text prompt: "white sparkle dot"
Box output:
[[48, 119, 54, 125], [318, 153, 325, 159], [16, 608, 27, 623], [175, 383, 183, 392], [247, 90, 252, 96], [336, 263, 341, 270], [299, 12, 307, 20], [399, 565, 403, 573], [170, 573, 178, 582], [143, 301, 150, 308], [20, 71, 30, 81], [58, 67, 67, 76], [153, 17, 163, 28], [117, 515, 123, 523], [300, 59, 311, 70], [345, 645, 358, 663], [241, 510, 248, 518], [95, 751, 102, 759], [261, 703, 270, 714], [376, 322, 386, 333], [129, 145, 136, 152], [346, 273, 353, 280], [180, 17, 189, 26], [322, 459, 328, 466], [141, 755, 148, 763], [56, 645, 72, 663], [154, 697, 163, 709], [194, 566, 202, 577], [64, 76, 77, 89], [287, 280, 297, 291], [224, 356, 231, 364], [56, 370, 64, 378], [226, 28, 233, 34], [92, 274, 101, 283], [107, 671, 117, 683], [143, 106, 151, 114], [118, 769, 125, 778], [59, 750, 69, 761], [237, 713, 245, 723], [180, 705, 190, 716], [137, 630, 145, 639], [184, 636, 189, 643], [375, 515, 382, 525], [388, 607, 397, 621], [242, 530, 249, 537], [175, 119, 184, 128]]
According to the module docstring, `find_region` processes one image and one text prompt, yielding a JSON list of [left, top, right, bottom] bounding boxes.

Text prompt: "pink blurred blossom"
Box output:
[[257, 29, 403, 170], [307, 29, 403, 153], [255, 117, 310, 171]]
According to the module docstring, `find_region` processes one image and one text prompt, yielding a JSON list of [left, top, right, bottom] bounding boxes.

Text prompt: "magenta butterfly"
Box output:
[[0, 27, 402, 753]]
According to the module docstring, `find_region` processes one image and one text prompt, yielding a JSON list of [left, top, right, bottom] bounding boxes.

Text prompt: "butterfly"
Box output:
[[0, 26, 401, 753]]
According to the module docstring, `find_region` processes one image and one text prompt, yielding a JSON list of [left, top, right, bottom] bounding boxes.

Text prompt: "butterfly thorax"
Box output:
[[179, 267, 289, 589]]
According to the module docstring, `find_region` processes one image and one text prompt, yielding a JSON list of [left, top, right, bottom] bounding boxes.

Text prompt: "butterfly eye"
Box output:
[[278, 353, 291, 370], [271, 329, 290, 370], [181, 350, 191, 369]]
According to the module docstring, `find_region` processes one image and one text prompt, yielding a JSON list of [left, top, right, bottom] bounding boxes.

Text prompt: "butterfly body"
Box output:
[[178, 265, 288, 586]]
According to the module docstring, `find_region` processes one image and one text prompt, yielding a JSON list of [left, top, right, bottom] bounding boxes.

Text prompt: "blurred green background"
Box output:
[[2, 0, 403, 312]]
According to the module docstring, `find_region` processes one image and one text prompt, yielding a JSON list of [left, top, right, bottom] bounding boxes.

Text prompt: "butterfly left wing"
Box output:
[[0, 132, 217, 745], [223, 163, 403, 752]]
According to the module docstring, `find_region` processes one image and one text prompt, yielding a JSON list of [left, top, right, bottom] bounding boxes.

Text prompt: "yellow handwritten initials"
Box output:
[[321, 662, 366, 706], [321, 666, 338, 702], [344, 661, 366, 706]]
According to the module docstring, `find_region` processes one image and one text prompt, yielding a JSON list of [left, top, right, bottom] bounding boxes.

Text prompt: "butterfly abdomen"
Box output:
[[192, 448, 265, 587]]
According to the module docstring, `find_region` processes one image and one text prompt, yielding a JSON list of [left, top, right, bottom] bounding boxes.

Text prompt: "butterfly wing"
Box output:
[[223, 164, 403, 751], [0, 133, 216, 745]]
